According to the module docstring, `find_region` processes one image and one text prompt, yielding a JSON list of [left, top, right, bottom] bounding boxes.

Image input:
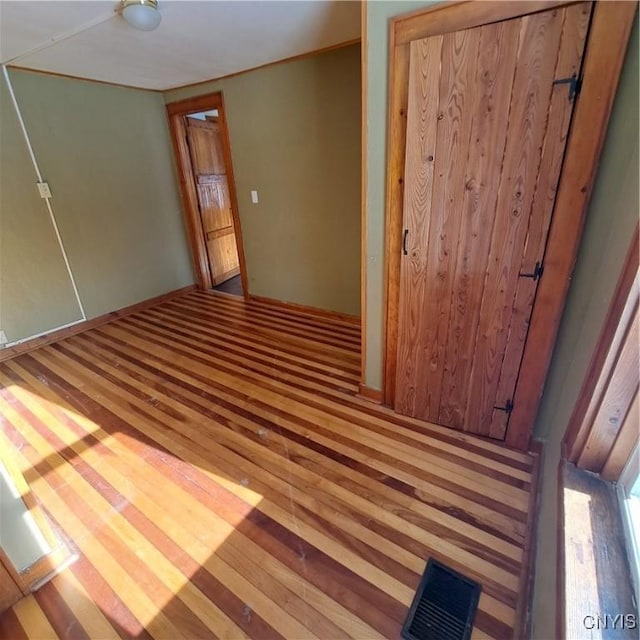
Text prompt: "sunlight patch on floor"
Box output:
[[0, 461, 52, 570], [564, 486, 602, 640]]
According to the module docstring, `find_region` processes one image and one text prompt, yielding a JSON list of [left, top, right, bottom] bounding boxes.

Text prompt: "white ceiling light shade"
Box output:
[[121, 0, 161, 32]]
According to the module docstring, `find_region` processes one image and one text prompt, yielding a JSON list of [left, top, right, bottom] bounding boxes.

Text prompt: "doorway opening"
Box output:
[[166, 93, 247, 298]]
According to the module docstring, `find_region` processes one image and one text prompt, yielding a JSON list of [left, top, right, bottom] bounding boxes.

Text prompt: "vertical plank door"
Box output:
[[395, 3, 592, 439], [186, 117, 240, 286]]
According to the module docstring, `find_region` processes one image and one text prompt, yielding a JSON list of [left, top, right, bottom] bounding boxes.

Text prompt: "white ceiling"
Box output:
[[0, 1, 360, 91]]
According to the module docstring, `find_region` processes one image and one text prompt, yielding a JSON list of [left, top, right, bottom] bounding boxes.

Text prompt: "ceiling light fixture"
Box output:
[[121, 0, 161, 31]]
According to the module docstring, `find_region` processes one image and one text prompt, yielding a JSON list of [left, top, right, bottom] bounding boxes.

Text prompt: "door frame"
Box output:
[[382, 0, 637, 450], [166, 92, 248, 296]]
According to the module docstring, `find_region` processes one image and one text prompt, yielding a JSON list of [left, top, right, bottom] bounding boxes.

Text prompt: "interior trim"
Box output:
[[360, 1, 368, 390], [165, 91, 249, 296], [563, 224, 639, 476]]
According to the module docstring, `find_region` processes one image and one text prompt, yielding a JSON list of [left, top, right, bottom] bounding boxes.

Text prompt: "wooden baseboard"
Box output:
[[0, 285, 197, 363], [357, 383, 383, 404], [514, 439, 545, 639], [247, 294, 360, 326]]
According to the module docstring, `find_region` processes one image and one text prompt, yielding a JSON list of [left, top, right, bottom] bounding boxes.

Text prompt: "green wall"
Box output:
[[531, 19, 639, 638], [0, 73, 82, 340], [164, 44, 361, 316], [1, 69, 194, 344], [364, 0, 435, 388]]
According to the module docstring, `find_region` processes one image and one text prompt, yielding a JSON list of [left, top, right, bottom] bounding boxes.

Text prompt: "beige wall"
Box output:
[[531, 19, 638, 639], [1, 69, 194, 344], [165, 44, 362, 316]]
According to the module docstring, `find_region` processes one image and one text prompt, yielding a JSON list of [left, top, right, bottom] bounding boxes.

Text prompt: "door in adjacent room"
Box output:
[[394, 4, 592, 439], [185, 115, 241, 287]]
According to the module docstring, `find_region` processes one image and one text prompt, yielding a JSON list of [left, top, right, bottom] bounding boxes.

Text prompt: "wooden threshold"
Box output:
[[0, 291, 536, 639]]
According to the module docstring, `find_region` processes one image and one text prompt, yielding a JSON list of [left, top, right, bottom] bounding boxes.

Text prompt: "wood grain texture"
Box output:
[[187, 118, 240, 286], [493, 3, 591, 439], [577, 307, 639, 473], [0, 291, 536, 640], [186, 118, 226, 174], [507, 1, 639, 449], [384, 0, 637, 451], [394, 1, 573, 45], [415, 26, 481, 422], [0, 286, 196, 364], [601, 391, 639, 482], [383, 39, 410, 407], [564, 226, 639, 469], [215, 92, 249, 297], [513, 439, 544, 640], [395, 5, 585, 440], [394, 35, 443, 418], [167, 111, 213, 289], [248, 294, 360, 326], [465, 8, 566, 437], [562, 462, 638, 640], [166, 91, 249, 296], [438, 19, 521, 429]]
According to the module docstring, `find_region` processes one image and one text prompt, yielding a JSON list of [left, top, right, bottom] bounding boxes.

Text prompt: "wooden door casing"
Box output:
[[395, 4, 591, 439], [186, 118, 240, 286], [0, 548, 23, 614]]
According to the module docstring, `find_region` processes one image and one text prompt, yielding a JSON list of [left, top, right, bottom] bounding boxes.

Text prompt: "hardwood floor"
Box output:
[[0, 291, 537, 639]]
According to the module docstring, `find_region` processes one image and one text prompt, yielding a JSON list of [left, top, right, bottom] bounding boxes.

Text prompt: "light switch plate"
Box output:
[[251, 190, 259, 204], [37, 182, 52, 198]]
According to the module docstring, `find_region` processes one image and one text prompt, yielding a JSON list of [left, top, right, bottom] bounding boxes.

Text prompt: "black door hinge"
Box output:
[[519, 261, 544, 282], [553, 73, 582, 101], [494, 399, 513, 414]]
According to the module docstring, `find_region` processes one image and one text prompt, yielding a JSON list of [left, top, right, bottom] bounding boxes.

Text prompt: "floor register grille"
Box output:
[[402, 559, 481, 640]]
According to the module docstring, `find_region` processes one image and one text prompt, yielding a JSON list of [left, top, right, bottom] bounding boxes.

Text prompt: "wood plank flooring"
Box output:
[[0, 291, 537, 639]]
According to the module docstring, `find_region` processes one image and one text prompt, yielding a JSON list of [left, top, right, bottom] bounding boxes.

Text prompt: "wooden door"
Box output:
[[395, 4, 592, 439], [186, 118, 240, 286]]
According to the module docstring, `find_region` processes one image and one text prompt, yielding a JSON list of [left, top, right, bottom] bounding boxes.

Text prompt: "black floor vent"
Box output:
[[401, 558, 482, 640]]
